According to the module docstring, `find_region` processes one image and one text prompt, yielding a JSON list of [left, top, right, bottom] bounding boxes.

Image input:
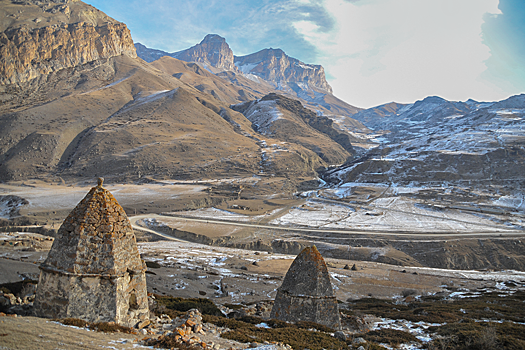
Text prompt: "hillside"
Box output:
[[329, 94, 525, 189], [135, 36, 362, 120], [0, 1, 365, 186]]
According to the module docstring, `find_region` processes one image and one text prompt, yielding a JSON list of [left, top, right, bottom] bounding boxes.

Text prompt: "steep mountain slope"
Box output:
[[147, 55, 372, 148], [134, 37, 361, 119], [0, 0, 136, 85], [232, 93, 355, 165], [148, 56, 273, 105], [351, 96, 474, 141], [327, 94, 525, 191], [174, 34, 237, 72], [1, 1, 359, 184], [234, 48, 331, 93]]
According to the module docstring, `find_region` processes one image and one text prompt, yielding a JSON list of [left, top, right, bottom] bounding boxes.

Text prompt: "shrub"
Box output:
[[146, 335, 203, 350], [296, 320, 335, 333], [56, 319, 134, 334], [238, 315, 264, 324], [361, 329, 419, 347], [58, 318, 89, 328], [154, 295, 223, 316], [204, 315, 345, 350], [427, 320, 525, 350], [145, 261, 161, 268]]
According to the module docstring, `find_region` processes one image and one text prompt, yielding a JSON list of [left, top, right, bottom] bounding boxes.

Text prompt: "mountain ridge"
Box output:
[[133, 36, 362, 119], [135, 36, 331, 93]]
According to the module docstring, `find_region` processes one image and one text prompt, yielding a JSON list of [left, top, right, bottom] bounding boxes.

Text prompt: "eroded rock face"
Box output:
[[0, 0, 136, 85], [135, 35, 333, 94], [270, 246, 341, 330], [235, 48, 333, 93], [34, 178, 148, 328], [175, 34, 237, 72]]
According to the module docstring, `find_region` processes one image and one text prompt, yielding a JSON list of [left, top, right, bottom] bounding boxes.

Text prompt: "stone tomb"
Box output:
[[34, 179, 148, 327], [270, 246, 341, 329]]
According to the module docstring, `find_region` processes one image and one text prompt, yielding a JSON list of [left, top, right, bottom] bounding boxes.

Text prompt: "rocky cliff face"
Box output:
[[135, 36, 334, 94], [235, 48, 333, 94], [0, 0, 136, 85], [173, 34, 237, 72]]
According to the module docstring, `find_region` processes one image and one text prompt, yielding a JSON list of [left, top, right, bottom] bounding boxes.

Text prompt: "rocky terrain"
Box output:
[[0, 1, 371, 188], [135, 35, 361, 118], [1, 230, 525, 349], [231, 93, 355, 166], [0, 0, 136, 85], [328, 94, 525, 191], [1, 1, 525, 348]]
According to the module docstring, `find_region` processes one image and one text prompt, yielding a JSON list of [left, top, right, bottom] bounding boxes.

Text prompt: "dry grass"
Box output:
[[426, 321, 525, 350], [153, 295, 223, 317], [360, 329, 419, 347], [345, 290, 525, 350], [203, 314, 346, 350], [345, 290, 525, 323], [57, 318, 135, 334]]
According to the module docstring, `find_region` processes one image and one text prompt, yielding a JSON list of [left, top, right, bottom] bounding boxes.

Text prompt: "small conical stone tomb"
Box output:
[[270, 246, 341, 329], [34, 178, 149, 327]]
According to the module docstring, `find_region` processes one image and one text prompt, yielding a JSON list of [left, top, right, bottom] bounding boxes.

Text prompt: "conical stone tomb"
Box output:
[[270, 246, 341, 329], [34, 178, 149, 327]]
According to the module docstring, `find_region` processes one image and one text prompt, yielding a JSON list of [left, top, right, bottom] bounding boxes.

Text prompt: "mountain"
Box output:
[[234, 48, 332, 93], [232, 93, 355, 165], [173, 34, 237, 72], [0, 0, 136, 86], [0, 2, 361, 185], [351, 96, 473, 141], [327, 94, 525, 191], [135, 36, 330, 92], [147, 55, 275, 104], [134, 36, 361, 119]]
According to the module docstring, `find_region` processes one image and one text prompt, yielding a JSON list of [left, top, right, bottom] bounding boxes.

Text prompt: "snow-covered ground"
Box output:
[[168, 207, 284, 222], [242, 100, 284, 135], [268, 196, 516, 232], [0, 183, 206, 214]]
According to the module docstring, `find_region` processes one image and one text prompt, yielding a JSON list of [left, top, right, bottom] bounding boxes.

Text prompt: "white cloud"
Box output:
[[293, 0, 504, 108]]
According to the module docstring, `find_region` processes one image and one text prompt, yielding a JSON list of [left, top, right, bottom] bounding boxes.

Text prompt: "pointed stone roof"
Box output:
[[279, 245, 334, 297], [270, 245, 341, 329], [41, 178, 145, 277]]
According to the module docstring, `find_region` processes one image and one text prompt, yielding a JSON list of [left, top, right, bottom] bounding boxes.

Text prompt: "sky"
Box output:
[[85, 0, 525, 108]]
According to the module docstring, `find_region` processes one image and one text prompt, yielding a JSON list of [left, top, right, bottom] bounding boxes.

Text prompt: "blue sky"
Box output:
[[85, 0, 525, 108]]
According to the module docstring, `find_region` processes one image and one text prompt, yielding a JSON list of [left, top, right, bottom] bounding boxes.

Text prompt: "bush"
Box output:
[[146, 335, 203, 350], [204, 315, 345, 350], [361, 329, 419, 347], [427, 320, 525, 350], [222, 327, 347, 350], [238, 315, 264, 324], [91, 322, 135, 334], [56, 319, 134, 334], [154, 295, 223, 316], [296, 320, 335, 333], [145, 261, 161, 268], [58, 318, 89, 328]]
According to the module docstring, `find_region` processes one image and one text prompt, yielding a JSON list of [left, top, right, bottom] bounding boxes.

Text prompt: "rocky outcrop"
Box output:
[[34, 178, 149, 328], [270, 246, 341, 330], [0, 0, 136, 85], [235, 48, 332, 93], [262, 93, 356, 153], [173, 34, 237, 72], [135, 36, 333, 94], [232, 93, 355, 165]]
